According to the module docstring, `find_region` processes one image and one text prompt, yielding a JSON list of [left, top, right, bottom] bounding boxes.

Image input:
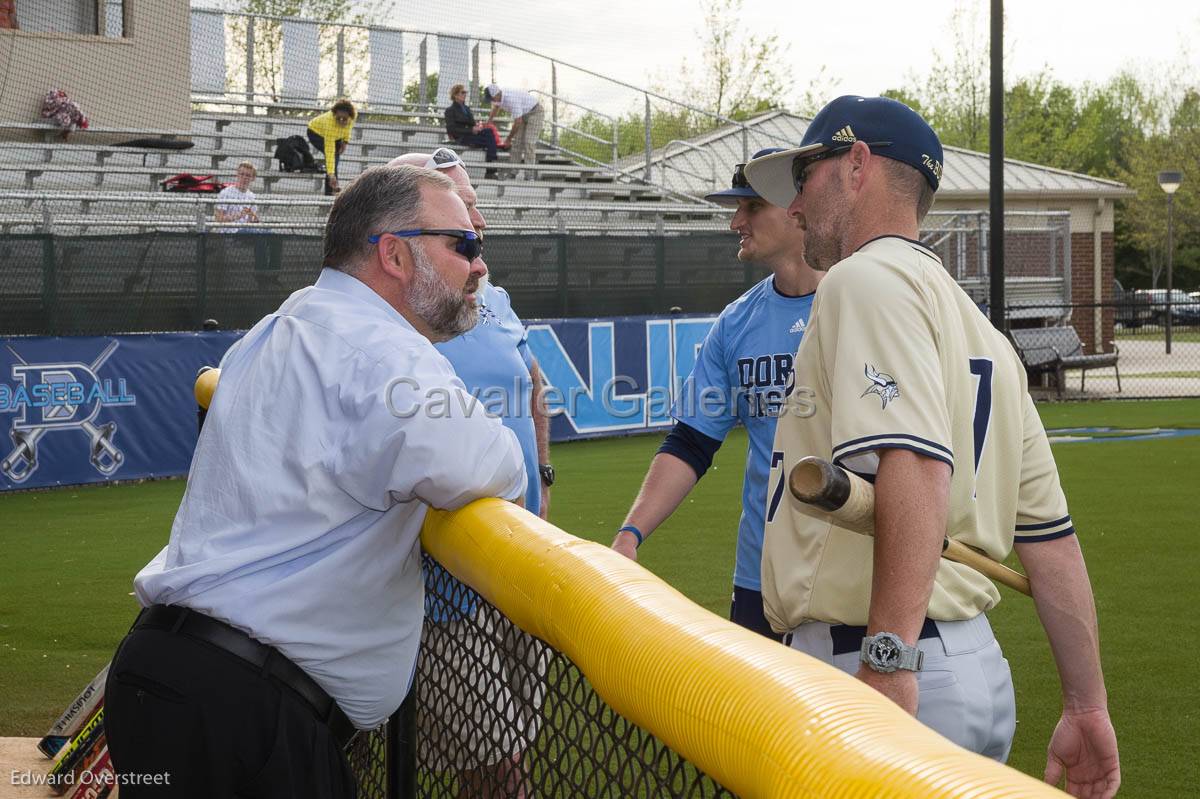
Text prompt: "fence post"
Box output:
[[490, 39, 496, 84], [336, 27, 346, 98], [385, 691, 417, 799], [470, 43, 480, 106], [557, 234, 570, 317], [418, 37, 428, 106], [643, 94, 653, 182], [551, 61, 559, 147], [741, 125, 749, 163], [245, 16, 256, 114], [197, 232, 209, 325], [40, 234, 57, 335], [654, 226, 666, 312], [611, 118, 619, 172], [196, 232, 210, 327]]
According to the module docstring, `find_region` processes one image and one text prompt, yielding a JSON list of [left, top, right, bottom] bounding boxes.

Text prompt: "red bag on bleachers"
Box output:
[[160, 173, 229, 193]]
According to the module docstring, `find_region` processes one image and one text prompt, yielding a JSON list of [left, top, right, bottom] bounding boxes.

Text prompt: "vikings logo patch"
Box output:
[[860, 363, 899, 409]]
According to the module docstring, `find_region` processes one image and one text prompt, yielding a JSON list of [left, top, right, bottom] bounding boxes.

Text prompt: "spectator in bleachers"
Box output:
[[444, 83, 501, 180], [0, 0, 18, 29], [484, 84, 544, 181], [307, 99, 356, 195], [215, 161, 281, 283], [215, 162, 260, 229]]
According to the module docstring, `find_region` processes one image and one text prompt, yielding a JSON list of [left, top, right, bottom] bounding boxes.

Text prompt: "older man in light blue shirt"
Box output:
[[105, 165, 526, 799]]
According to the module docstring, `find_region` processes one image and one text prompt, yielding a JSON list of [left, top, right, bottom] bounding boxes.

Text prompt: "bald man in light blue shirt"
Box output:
[[392, 148, 551, 520]]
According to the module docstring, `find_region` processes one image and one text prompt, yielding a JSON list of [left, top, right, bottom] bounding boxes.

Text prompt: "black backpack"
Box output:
[[273, 135, 318, 172]]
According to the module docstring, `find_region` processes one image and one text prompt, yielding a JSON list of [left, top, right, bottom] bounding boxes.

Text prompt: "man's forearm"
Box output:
[[868, 449, 950, 642], [620, 453, 700, 542], [1015, 536, 1108, 709], [529, 360, 550, 463]]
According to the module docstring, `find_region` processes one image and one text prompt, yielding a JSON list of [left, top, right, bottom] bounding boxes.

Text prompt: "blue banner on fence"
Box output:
[[0, 333, 241, 491], [1, 316, 717, 491], [526, 315, 717, 441]]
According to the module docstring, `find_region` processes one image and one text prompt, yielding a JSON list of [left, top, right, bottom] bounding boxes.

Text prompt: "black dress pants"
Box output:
[[453, 130, 499, 162], [105, 626, 356, 798]]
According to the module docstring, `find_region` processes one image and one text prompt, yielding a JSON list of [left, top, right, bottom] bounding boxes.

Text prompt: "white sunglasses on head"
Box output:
[[425, 147, 466, 170]]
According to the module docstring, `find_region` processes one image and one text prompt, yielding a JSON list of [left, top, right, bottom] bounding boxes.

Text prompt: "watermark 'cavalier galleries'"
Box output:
[[383, 376, 817, 421]]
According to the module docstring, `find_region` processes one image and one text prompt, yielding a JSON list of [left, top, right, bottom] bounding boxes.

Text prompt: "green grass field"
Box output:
[[2, 399, 1198, 795]]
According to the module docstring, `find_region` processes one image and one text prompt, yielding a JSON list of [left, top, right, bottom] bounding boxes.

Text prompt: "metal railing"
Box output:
[[188, 8, 755, 184], [0, 191, 728, 237], [661, 139, 720, 195]]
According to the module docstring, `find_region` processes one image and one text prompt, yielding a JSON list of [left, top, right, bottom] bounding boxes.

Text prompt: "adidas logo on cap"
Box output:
[[831, 125, 856, 143]]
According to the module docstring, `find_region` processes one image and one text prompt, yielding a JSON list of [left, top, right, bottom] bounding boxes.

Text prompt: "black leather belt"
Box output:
[[134, 605, 356, 748], [830, 618, 940, 656]]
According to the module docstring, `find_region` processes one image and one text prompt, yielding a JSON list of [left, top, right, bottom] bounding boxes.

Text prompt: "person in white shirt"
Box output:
[[214, 161, 260, 228], [104, 164, 526, 799], [215, 161, 282, 281], [484, 84, 544, 180]]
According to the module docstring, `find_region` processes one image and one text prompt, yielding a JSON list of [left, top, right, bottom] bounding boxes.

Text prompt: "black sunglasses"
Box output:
[[791, 142, 892, 193], [367, 228, 483, 261], [730, 162, 750, 189]]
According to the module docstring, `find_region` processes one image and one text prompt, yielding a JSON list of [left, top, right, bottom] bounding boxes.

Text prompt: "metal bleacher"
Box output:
[[0, 102, 729, 237]]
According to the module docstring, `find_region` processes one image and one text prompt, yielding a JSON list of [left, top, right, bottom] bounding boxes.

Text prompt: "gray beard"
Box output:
[[408, 243, 479, 342]]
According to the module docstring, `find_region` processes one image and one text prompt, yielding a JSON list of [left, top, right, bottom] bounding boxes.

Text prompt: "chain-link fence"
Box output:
[[2, 207, 1077, 335], [0, 229, 764, 334], [344, 555, 734, 799]]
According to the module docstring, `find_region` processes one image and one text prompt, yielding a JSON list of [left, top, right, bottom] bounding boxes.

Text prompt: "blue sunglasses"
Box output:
[[367, 228, 482, 261]]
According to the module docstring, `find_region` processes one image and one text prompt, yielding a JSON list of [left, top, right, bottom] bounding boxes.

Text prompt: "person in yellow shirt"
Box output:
[[307, 99, 356, 195]]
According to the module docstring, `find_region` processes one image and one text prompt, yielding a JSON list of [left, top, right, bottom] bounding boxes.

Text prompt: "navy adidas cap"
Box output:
[[744, 95, 944, 208], [703, 148, 786, 206]]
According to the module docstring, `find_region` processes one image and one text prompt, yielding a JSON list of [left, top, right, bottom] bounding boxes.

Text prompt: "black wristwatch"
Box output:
[[538, 464, 555, 487]]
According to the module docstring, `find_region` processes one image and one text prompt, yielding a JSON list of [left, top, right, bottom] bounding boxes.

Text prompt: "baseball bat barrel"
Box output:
[[787, 456, 875, 534], [786, 456, 1032, 597]]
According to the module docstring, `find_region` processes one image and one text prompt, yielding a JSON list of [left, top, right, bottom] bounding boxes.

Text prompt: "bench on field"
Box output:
[[1009, 325, 1121, 397]]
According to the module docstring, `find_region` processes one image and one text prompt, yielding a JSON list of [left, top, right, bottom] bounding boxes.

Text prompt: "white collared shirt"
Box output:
[[494, 86, 539, 118], [134, 268, 527, 729]]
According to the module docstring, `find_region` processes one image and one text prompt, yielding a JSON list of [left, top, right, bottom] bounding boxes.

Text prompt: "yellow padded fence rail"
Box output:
[[196, 370, 1062, 798], [422, 500, 1066, 799]]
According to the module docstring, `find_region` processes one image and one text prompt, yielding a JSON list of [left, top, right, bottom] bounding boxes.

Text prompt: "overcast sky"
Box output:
[[379, 0, 1199, 111]]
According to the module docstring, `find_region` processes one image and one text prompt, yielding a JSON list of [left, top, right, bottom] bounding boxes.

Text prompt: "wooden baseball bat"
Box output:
[[787, 456, 1032, 597]]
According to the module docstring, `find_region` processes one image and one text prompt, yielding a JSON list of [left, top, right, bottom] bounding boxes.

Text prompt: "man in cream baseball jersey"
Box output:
[[745, 96, 1119, 798]]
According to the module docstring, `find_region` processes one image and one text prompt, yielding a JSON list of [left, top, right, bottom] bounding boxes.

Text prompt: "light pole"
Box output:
[[1158, 170, 1182, 354]]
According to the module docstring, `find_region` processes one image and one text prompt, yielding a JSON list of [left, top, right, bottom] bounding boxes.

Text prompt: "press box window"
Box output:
[[18, 0, 125, 38]]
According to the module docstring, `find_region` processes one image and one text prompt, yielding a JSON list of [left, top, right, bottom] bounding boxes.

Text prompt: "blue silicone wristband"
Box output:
[[618, 525, 644, 547]]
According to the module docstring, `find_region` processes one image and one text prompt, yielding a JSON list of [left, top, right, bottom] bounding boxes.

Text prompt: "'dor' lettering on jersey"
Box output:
[[737, 353, 794, 418]]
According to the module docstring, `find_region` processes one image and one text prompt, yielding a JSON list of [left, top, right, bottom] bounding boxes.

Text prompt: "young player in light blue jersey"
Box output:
[[611, 149, 824, 639]]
